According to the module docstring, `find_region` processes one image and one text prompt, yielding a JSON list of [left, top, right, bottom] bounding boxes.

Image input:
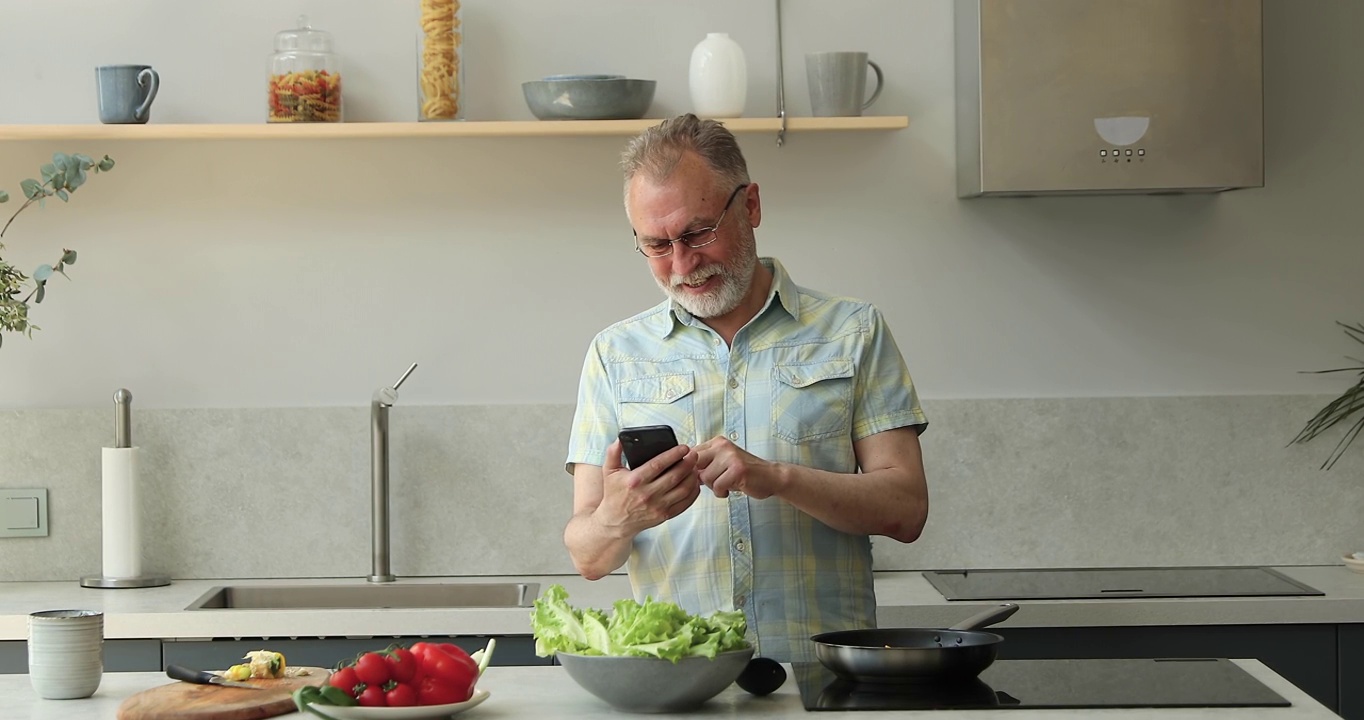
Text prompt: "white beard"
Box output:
[[657, 233, 758, 319]]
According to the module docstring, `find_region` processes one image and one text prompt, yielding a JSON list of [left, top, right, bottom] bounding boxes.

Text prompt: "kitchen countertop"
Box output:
[[1, 567, 1362, 641], [3, 660, 1342, 720]]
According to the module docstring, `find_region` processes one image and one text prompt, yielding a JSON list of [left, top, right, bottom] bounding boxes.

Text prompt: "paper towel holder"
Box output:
[[80, 388, 171, 589]]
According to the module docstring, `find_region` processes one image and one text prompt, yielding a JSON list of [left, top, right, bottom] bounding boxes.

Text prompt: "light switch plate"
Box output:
[[0, 488, 48, 537]]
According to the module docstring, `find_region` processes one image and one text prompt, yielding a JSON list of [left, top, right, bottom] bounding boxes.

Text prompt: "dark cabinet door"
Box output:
[[1341, 624, 1363, 720], [995, 624, 1338, 715], [162, 635, 550, 672], [1, 639, 163, 673]]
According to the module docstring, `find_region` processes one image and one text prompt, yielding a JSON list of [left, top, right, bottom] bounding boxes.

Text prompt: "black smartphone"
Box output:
[[618, 425, 680, 470]]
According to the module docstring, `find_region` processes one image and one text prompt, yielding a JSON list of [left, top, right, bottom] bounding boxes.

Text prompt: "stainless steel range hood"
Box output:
[[955, 0, 1264, 197]]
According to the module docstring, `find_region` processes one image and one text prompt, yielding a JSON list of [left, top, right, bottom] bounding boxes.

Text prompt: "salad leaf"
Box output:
[[530, 584, 749, 662]]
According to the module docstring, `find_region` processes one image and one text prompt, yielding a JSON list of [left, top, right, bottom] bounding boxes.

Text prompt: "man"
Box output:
[[563, 114, 929, 663]]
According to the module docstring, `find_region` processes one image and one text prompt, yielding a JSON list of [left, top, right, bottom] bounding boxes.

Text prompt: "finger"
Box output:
[[643, 444, 691, 478], [604, 439, 625, 474], [665, 480, 702, 518], [710, 463, 744, 498]]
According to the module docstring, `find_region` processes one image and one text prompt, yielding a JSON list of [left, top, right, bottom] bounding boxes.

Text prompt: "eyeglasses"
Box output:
[[633, 183, 749, 258]]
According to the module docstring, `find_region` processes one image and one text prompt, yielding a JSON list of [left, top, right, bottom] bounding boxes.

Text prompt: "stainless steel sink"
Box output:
[[185, 582, 539, 610]]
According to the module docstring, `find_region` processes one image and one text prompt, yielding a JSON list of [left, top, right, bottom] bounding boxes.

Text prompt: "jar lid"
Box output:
[[274, 15, 334, 52]]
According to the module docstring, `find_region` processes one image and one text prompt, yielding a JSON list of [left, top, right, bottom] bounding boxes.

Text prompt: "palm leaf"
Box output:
[[1292, 322, 1364, 469]]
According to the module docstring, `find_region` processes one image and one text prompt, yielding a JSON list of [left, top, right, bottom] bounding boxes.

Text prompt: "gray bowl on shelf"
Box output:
[[522, 77, 656, 120], [556, 647, 754, 712]]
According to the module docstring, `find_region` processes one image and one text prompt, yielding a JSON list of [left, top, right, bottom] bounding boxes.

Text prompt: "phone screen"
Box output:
[[619, 425, 679, 470]]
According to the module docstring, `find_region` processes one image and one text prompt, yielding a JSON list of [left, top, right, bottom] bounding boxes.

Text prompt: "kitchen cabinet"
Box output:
[[162, 635, 549, 671], [0, 639, 161, 673], [0, 116, 909, 142], [1341, 624, 1364, 720], [2, 635, 547, 675], [996, 624, 1345, 718]]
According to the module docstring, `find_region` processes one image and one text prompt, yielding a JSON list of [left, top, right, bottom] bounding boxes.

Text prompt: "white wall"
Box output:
[[1, 0, 1360, 410]]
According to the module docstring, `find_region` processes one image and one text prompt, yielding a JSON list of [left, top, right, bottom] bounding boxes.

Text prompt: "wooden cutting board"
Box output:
[[116, 667, 331, 720]]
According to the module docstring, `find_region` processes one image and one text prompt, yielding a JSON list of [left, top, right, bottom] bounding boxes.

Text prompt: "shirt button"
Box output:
[[735, 539, 746, 552], [729, 379, 738, 389], [729, 431, 738, 440], [736, 595, 747, 607], [791, 376, 802, 385], [665, 389, 676, 399]]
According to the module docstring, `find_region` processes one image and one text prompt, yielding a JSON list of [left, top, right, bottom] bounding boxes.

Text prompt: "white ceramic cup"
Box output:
[[28, 610, 104, 700]]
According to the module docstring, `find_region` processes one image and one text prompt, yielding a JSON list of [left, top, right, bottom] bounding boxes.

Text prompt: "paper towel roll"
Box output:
[[101, 447, 141, 579]]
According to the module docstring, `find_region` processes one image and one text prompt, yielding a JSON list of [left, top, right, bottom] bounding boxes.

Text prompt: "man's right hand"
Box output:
[[597, 439, 702, 536]]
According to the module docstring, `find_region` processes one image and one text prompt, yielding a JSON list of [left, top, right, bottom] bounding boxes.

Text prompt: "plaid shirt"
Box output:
[[565, 257, 927, 662]]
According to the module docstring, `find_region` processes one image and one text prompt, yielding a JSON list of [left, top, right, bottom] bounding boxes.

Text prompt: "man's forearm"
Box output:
[[772, 463, 927, 543], [564, 511, 634, 581]]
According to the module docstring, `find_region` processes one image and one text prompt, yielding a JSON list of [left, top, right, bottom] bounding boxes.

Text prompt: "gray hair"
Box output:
[[620, 114, 751, 204]]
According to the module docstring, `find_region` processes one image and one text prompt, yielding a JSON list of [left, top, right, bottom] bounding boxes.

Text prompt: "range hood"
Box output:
[[955, 0, 1264, 197]]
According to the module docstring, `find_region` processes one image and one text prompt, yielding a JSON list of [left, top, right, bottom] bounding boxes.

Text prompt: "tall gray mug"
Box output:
[[96, 65, 159, 124], [805, 52, 883, 117]]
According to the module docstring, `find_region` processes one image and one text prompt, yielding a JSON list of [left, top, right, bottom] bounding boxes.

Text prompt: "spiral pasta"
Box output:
[[419, 0, 462, 120], [268, 70, 341, 123]]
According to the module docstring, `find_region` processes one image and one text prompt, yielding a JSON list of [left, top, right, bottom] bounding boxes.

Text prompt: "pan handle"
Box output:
[[948, 602, 1020, 631]]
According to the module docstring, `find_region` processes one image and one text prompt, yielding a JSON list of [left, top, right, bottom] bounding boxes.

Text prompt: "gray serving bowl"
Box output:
[[556, 647, 754, 712], [521, 77, 657, 120]]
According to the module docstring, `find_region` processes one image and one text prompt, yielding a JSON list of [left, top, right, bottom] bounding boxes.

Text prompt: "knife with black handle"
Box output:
[[166, 664, 265, 690]]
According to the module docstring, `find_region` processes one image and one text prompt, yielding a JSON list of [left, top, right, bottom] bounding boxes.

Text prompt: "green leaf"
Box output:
[[33, 265, 54, 283], [20, 179, 42, 200], [41, 164, 57, 182], [97, 156, 115, 172], [53, 153, 70, 171], [73, 153, 94, 167], [0, 191, 8, 203], [55, 189, 69, 202], [61, 250, 77, 265], [34, 284, 45, 303]]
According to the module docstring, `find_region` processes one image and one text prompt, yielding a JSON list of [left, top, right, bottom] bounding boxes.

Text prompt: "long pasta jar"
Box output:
[[416, 0, 463, 121], [268, 16, 342, 123]]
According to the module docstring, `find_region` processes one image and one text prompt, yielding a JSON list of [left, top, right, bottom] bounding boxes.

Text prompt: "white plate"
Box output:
[[308, 689, 490, 719]]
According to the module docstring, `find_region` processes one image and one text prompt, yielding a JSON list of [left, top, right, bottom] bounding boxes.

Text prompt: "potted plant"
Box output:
[[0, 152, 115, 349], [1290, 321, 1364, 470]]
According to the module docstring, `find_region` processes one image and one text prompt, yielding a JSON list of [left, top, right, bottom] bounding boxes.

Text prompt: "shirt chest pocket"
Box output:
[[772, 360, 854, 443], [617, 373, 696, 442]]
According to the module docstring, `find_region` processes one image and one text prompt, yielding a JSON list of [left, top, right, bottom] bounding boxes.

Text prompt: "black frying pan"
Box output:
[[810, 603, 1019, 684]]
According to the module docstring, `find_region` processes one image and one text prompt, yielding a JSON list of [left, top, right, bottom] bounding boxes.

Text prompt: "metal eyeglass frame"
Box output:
[[633, 183, 750, 258]]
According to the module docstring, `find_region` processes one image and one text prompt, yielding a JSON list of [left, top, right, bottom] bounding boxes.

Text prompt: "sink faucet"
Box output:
[[370, 363, 417, 583]]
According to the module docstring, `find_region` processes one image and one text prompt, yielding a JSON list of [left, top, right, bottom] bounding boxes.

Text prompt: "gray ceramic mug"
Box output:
[[96, 65, 160, 124], [805, 52, 883, 117]]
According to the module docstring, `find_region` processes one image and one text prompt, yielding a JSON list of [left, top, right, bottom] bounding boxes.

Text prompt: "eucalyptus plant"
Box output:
[[0, 152, 115, 349], [1291, 321, 1364, 470]]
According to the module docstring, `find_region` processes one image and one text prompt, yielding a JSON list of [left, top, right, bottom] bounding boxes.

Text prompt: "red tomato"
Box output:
[[385, 681, 419, 707], [384, 647, 421, 684], [354, 651, 392, 686], [416, 676, 465, 705], [326, 666, 363, 699], [357, 684, 388, 707]]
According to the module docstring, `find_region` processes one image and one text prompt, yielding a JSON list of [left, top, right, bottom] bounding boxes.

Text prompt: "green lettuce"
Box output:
[[530, 584, 749, 662]]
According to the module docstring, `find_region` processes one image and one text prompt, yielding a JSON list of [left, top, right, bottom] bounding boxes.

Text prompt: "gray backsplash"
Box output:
[[1, 395, 1359, 582]]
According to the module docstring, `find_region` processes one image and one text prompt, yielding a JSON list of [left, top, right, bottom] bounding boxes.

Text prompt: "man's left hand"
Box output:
[[694, 436, 781, 499]]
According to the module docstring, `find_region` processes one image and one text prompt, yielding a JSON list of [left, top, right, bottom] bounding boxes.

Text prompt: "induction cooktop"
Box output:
[[795, 658, 1290, 711], [922, 566, 1323, 601]]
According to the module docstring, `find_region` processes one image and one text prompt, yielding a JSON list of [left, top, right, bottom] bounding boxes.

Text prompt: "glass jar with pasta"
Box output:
[[416, 0, 463, 121], [268, 15, 343, 123]]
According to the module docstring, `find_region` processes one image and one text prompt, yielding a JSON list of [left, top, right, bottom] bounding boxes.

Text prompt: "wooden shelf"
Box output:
[[0, 116, 908, 141]]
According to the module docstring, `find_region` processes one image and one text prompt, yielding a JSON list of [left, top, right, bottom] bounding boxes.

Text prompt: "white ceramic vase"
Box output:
[[689, 32, 747, 118]]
